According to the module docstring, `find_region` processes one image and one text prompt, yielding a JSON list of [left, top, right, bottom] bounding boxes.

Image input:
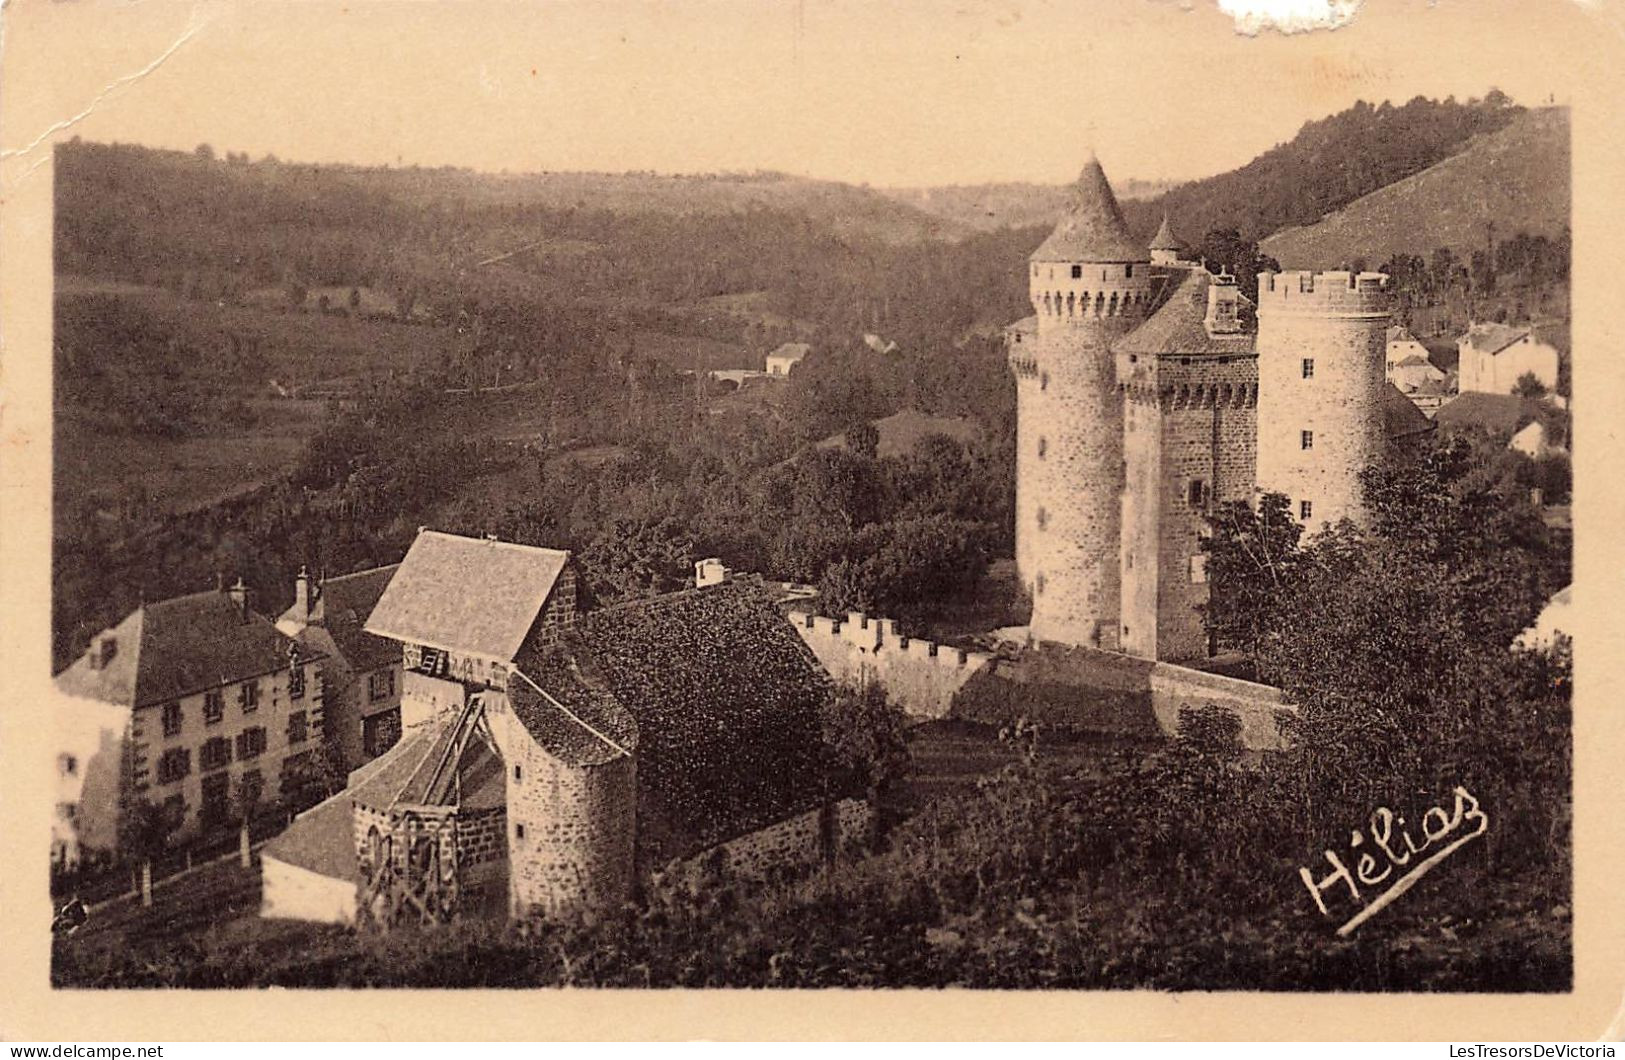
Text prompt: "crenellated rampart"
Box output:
[[787, 610, 995, 720]]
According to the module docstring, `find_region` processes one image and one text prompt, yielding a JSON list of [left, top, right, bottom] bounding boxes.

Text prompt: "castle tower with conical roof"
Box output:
[[1148, 215, 1186, 266], [1007, 153, 1151, 649]]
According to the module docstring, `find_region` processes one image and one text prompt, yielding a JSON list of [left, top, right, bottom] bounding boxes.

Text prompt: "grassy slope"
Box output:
[[1261, 107, 1570, 269]]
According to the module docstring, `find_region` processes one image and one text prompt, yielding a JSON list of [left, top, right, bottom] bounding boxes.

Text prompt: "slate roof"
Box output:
[[1461, 322, 1532, 356], [365, 531, 570, 662], [55, 589, 317, 710], [509, 639, 638, 768], [314, 566, 400, 673], [1433, 392, 1545, 435], [1148, 215, 1185, 252], [580, 579, 843, 863], [1112, 269, 1256, 356], [1382, 382, 1437, 440], [261, 723, 444, 881], [1031, 154, 1149, 263]]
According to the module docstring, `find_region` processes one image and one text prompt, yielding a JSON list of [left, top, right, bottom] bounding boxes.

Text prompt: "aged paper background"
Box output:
[[3, 0, 1624, 1040]]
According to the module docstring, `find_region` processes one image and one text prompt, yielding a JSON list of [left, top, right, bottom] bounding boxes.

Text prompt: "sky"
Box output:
[[1, 0, 1605, 187]]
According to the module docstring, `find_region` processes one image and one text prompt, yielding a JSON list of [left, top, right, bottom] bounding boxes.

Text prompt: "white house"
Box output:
[[1458, 323, 1560, 396], [765, 342, 811, 376]]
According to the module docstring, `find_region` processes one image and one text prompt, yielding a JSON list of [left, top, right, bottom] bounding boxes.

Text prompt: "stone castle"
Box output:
[[1007, 153, 1394, 662]]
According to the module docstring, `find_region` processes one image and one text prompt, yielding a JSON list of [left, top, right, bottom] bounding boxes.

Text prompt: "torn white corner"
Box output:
[[1217, 0, 1363, 35]]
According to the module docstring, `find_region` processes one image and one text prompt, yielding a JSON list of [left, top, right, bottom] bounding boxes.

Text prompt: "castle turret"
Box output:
[[1009, 152, 1151, 649], [1254, 270, 1392, 534], [1148, 215, 1186, 266]]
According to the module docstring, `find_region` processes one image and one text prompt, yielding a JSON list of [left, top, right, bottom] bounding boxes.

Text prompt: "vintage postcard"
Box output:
[[2, 0, 1623, 1042]]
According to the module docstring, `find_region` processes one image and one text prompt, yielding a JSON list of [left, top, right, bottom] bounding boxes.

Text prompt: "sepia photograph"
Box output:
[[2, 0, 1620, 1036]]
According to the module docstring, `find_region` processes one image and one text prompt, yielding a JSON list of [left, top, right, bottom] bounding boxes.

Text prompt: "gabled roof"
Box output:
[[55, 589, 314, 709], [300, 565, 400, 674], [365, 531, 570, 662], [1031, 154, 1148, 263], [581, 579, 843, 862], [1148, 215, 1184, 252], [1433, 391, 1544, 435], [1461, 322, 1532, 356], [766, 342, 811, 362], [1112, 269, 1256, 357], [1382, 382, 1437, 440]]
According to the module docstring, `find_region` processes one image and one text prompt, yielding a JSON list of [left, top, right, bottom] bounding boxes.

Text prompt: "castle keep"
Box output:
[[1008, 155, 1394, 663]]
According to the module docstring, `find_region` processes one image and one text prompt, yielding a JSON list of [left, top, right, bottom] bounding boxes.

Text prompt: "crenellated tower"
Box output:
[[1007, 153, 1151, 649], [1254, 270, 1392, 534]]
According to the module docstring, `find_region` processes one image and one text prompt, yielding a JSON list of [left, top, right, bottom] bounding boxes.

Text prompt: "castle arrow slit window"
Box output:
[[1300, 500, 1313, 521], [1301, 430, 1314, 450], [1302, 358, 1315, 379]]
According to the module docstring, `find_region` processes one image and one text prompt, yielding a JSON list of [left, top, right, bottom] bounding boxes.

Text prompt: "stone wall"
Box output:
[[674, 797, 875, 884], [786, 610, 994, 719], [948, 642, 1292, 753], [1146, 660, 1291, 751], [483, 697, 637, 919], [1256, 270, 1391, 534]]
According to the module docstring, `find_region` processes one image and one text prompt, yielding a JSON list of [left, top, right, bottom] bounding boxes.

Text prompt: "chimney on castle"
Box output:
[[228, 577, 249, 620], [1204, 271, 1242, 337], [293, 565, 313, 618]]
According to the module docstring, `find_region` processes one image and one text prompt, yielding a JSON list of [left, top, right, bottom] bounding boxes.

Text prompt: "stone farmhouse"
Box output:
[[765, 341, 811, 376], [53, 583, 328, 870], [259, 529, 868, 926], [1004, 152, 1421, 663]]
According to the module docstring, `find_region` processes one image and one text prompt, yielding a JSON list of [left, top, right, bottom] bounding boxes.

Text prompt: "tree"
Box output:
[[819, 680, 911, 805], [1201, 493, 1303, 661], [118, 795, 178, 907], [193, 143, 215, 162], [232, 771, 264, 869], [1513, 371, 1548, 399]]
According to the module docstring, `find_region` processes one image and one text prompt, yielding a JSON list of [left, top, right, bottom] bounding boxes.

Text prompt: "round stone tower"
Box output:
[[1254, 269, 1393, 535], [1009, 152, 1151, 649]]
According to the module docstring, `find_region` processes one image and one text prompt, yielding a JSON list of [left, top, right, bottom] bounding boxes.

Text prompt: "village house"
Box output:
[[765, 341, 811, 376], [1385, 324, 1450, 398], [260, 529, 868, 927], [53, 582, 328, 869], [276, 564, 403, 770], [1457, 322, 1560, 395]]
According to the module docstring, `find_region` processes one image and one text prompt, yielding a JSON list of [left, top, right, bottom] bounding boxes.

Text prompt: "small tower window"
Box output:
[[1036, 506, 1049, 530], [1188, 479, 1207, 508], [1125, 264, 1134, 278], [1300, 500, 1313, 521], [513, 764, 523, 782], [1302, 358, 1315, 379], [1038, 436, 1047, 458], [1035, 572, 1046, 596], [1040, 372, 1049, 391], [1071, 264, 1082, 279], [515, 823, 526, 840], [1301, 430, 1314, 451]]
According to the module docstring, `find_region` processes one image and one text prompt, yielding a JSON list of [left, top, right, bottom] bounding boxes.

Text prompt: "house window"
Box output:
[[1071, 264, 1082, 279], [204, 690, 224, 725], [239, 680, 260, 713], [200, 773, 230, 829], [156, 747, 191, 785], [369, 669, 395, 701], [200, 736, 232, 771], [1300, 500, 1313, 521], [58, 754, 77, 776], [1302, 358, 1315, 379], [57, 801, 78, 822], [161, 702, 183, 738], [1188, 479, 1207, 508], [287, 711, 308, 745], [363, 708, 402, 758], [240, 769, 264, 810], [235, 727, 267, 761], [1301, 430, 1314, 451], [288, 663, 305, 701]]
